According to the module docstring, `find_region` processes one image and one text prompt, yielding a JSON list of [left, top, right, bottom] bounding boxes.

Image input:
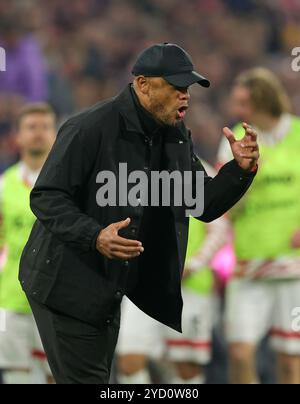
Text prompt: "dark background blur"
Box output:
[[0, 0, 300, 172]]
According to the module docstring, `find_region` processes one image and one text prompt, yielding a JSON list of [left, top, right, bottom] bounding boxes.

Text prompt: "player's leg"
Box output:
[[225, 279, 273, 384], [228, 343, 257, 384], [165, 290, 213, 384], [276, 353, 300, 384], [271, 280, 300, 384], [0, 310, 33, 384], [116, 297, 163, 384], [118, 354, 149, 384]]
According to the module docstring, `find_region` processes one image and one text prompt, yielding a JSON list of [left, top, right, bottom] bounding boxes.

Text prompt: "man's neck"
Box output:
[[252, 114, 281, 132], [21, 153, 47, 172], [251, 113, 291, 146]]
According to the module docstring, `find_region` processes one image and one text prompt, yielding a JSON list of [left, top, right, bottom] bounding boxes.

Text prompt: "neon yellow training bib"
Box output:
[[232, 115, 300, 260], [0, 164, 36, 313], [183, 216, 214, 295]]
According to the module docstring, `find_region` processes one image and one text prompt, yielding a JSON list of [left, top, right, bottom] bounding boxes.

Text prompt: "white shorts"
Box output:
[[116, 290, 213, 365], [225, 278, 300, 355], [0, 309, 50, 372]]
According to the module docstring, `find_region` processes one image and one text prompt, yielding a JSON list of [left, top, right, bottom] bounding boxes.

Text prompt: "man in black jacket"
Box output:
[[19, 43, 259, 384]]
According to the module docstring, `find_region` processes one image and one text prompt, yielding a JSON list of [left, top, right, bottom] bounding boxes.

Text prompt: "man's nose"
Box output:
[[178, 88, 190, 101]]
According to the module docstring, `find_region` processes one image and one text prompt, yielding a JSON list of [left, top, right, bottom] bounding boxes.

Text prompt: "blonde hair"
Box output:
[[234, 67, 291, 117]]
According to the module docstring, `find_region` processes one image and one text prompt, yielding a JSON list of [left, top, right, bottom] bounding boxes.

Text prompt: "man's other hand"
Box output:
[[96, 218, 144, 260]]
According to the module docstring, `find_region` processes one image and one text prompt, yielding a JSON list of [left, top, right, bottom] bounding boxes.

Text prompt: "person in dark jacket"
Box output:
[[19, 43, 259, 384]]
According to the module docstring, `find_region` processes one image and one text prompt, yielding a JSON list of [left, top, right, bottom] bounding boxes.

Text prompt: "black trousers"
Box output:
[[27, 295, 120, 384]]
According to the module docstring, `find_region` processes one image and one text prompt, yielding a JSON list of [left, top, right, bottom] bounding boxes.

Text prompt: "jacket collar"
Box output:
[[113, 84, 189, 142]]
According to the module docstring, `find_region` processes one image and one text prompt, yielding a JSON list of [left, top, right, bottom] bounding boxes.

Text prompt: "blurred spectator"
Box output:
[[0, 0, 299, 171], [0, 15, 48, 102]]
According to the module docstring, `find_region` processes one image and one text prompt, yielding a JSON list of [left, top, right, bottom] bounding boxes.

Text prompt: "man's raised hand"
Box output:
[[223, 122, 259, 172]]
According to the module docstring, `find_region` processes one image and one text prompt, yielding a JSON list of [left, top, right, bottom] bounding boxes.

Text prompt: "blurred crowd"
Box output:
[[0, 0, 300, 169]]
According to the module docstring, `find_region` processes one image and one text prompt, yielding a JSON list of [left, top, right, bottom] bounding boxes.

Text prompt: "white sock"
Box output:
[[118, 368, 151, 384], [171, 374, 205, 384], [2, 370, 32, 384]]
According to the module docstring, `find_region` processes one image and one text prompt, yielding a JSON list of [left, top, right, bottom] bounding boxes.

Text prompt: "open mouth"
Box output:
[[177, 106, 188, 119]]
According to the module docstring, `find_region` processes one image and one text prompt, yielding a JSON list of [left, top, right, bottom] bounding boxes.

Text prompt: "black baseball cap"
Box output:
[[132, 43, 210, 88]]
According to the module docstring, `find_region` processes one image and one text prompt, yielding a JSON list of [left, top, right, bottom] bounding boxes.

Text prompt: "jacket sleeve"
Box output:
[[30, 122, 103, 252], [189, 134, 256, 223]]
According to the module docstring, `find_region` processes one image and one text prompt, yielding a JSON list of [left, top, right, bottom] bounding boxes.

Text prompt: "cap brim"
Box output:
[[164, 71, 210, 88]]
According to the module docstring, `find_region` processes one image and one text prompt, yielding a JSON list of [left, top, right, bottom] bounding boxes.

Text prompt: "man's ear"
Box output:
[[134, 75, 149, 95]]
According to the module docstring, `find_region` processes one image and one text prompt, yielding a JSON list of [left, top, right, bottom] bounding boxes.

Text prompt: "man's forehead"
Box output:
[[20, 113, 56, 129]]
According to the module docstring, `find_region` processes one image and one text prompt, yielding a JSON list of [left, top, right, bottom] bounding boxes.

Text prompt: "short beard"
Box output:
[[148, 99, 177, 127], [28, 149, 46, 158]]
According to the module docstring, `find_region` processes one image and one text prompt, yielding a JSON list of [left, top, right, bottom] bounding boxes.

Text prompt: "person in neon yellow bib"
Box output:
[[0, 104, 56, 384], [218, 67, 300, 384]]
